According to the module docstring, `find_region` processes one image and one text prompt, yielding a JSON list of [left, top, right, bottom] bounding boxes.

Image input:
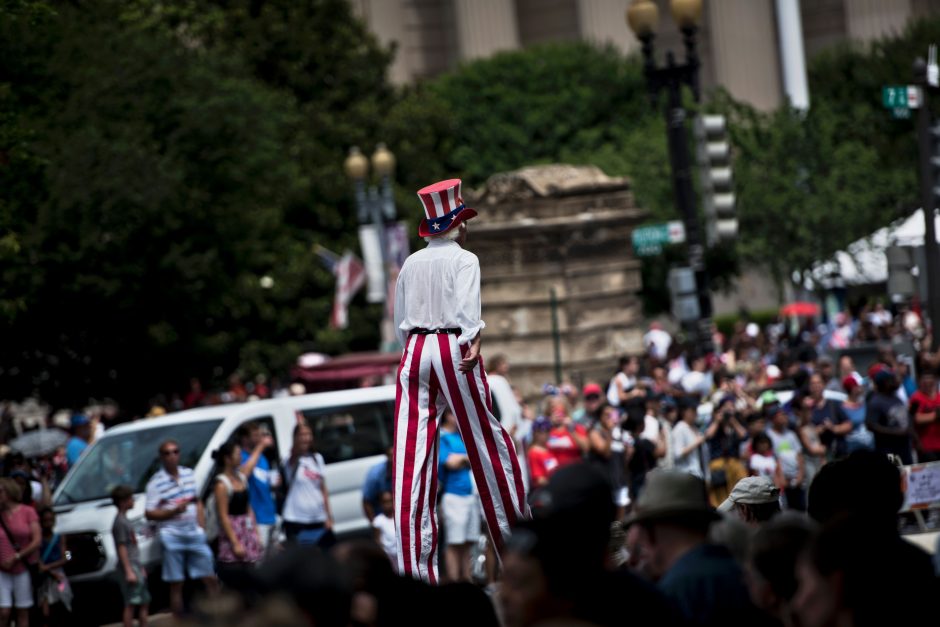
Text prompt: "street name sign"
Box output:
[[632, 221, 686, 257], [882, 85, 921, 119]]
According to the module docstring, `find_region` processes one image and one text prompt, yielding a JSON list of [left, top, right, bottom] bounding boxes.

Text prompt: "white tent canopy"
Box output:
[[806, 208, 940, 289]]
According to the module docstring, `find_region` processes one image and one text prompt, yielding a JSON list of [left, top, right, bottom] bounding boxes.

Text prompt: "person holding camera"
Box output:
[[807, 373, 851, 460], [704, 397, 748, 507]]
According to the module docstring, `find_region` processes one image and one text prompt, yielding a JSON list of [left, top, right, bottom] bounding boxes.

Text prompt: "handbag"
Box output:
[[276, 457, 303, 515], [0, 510, 41, 587]]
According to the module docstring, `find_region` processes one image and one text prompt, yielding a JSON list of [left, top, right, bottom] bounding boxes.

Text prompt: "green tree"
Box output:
[[384, 42, 726, 315], [0, 0, 404, 409], [385, 42, 674, 217], [711, 17, 940, 287]]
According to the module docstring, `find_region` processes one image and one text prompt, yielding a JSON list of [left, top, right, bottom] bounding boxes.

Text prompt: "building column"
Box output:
[[577, 0, 638, 55], [349, 0, 412, 84], [454, 0, 520, 61], [775, 0, 810, 111], [708, 0, 783, 111]]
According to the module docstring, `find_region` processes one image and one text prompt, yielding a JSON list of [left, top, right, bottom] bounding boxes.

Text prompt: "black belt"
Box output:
[[410, 327, 460, 335]]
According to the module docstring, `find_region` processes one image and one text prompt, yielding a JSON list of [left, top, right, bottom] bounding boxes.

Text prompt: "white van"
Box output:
[[52, 385, 396, 585]]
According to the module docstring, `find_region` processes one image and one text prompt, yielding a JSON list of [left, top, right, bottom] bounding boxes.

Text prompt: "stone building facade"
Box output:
[[465, 165, 647, 401], [351, 0, 940, 110]]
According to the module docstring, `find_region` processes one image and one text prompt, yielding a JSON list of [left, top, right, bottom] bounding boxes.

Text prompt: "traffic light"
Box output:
[[668, 267, 700, 323], [694, 114, 737, 246]]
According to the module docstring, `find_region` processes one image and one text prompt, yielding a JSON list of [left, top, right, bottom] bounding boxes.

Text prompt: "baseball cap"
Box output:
[[582, 382, 603, 398], [870, 365, 895, 385], [759, 390, 779, 406], [70, 413, 91, 428], [842, 375, 860, 392], [717, 476, 780, 512], [532, 417, 552, 432]]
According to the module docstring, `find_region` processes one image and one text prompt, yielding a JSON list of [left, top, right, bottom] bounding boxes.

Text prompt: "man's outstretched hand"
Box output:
[[459, 333, 482, 373]]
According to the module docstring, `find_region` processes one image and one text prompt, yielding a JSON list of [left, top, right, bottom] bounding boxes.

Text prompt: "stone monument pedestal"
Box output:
[[466, 165, 648, 401]]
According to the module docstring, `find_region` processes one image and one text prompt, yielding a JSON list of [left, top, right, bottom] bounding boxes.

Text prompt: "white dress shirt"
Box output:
[[394, 238, 485, 347]]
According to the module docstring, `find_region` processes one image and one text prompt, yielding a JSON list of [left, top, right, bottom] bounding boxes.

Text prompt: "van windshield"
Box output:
[[54, 419, 223, 505]]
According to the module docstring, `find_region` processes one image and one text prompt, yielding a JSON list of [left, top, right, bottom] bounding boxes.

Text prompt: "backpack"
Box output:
[[204, 473, 234, 543]]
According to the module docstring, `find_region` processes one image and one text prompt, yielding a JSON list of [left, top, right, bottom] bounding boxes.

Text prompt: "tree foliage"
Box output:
[[714, 17, 940, 284], [385, 42, 675, 217], [0, 0, 391, 409], [5, 1, 940, 410]]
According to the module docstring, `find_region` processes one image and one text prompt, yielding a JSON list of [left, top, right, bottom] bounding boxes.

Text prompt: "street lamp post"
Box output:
[[627, 0, 713, 353], [344, 143, 398, 351]]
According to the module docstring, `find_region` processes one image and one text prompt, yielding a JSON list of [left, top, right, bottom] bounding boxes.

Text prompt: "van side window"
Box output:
[[299, 401, 394, 464]]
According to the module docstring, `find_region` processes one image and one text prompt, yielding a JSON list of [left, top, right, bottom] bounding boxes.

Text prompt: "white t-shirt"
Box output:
[[281, 453, 328, 524], [372, 513, 398, 566], [671, 421, 703, 478], [641, 414, 660, 443], [644, 328, 672, 361], [749, 453, 778, 478], [681, 370, 712, 397], [607, 372, 636, 407]]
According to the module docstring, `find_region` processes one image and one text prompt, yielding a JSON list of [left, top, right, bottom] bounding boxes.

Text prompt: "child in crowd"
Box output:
[[37, 506, 72, 622], [748, 433, 779, 482], [526, 418, 558, 489], [372, 491, 397, 567], [111, 485, 150, 627]]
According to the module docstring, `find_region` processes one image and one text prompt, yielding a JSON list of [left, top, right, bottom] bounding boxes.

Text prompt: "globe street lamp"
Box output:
[[627, 0, 713, 353], [344, 143, 398, 351]]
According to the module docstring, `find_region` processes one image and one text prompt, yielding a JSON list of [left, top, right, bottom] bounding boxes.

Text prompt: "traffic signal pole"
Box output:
[[914, 58, 940, 351], [639, 29, 714, 355]]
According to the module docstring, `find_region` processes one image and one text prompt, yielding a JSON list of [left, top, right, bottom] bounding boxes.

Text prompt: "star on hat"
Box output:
[[416, 179, 478, 238]]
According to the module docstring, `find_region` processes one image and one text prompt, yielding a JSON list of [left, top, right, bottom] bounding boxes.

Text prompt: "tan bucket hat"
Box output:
[[624, 469, 720, 526]]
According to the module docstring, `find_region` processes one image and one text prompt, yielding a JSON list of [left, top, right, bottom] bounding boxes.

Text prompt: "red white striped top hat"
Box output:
[[416, 179, 478, 238]]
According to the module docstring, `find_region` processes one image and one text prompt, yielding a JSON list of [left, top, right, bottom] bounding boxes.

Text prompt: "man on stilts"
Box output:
[[392, 178, 529, 583]]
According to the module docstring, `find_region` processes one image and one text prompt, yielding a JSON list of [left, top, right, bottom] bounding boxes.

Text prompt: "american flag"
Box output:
[[315, 245, 365, 330]]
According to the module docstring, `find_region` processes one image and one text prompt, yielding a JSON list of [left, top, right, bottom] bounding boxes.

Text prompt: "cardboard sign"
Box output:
[[902, 462, 940, 511]]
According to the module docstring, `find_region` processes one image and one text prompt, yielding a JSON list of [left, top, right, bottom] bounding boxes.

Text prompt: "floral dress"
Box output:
[[216, 474, 263, 564]]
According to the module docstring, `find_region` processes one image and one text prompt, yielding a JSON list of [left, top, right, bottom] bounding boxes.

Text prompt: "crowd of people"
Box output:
[[1, 303, 939, 626], [485, 310, 940, 521]]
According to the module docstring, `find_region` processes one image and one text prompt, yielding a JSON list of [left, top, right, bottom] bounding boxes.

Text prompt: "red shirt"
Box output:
[[910, 390, 940, 453], [0, 505, 38, 574], [547, 425, 587, 467], [527, 446, 559, 486]]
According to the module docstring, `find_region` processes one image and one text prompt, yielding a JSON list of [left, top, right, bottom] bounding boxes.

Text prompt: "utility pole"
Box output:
[[914, 57, 940, 351]]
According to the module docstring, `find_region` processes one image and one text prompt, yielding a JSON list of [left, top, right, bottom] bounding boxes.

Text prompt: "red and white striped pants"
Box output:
[[393, 332, 529, 583]]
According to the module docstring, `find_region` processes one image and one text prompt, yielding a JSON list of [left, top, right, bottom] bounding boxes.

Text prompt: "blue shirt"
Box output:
[[439, 431, 472, 496], [362, 460, 392, 511], [65, 437, 88, 466], [241, 450, 276, 525]]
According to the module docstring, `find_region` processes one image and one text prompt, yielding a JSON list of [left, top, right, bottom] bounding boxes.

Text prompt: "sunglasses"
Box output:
[[161, 449, 180, 457]]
